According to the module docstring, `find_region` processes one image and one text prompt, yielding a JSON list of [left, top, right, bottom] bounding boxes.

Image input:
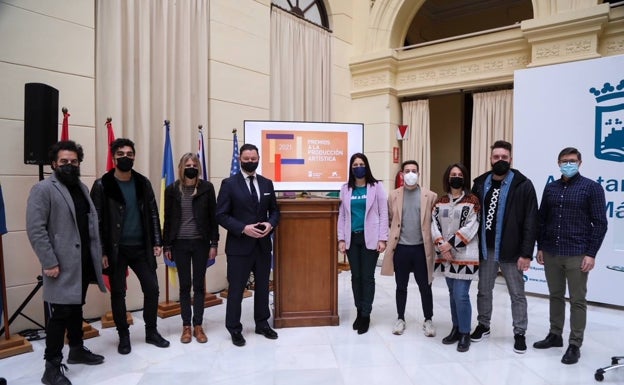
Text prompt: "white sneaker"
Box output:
[[423, 320, 436, 337], [392, 319, 406, 335]]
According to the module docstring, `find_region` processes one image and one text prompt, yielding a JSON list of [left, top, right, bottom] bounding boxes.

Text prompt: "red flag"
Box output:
[[61, 107, 70, 140], [105, 118, 116, 171]]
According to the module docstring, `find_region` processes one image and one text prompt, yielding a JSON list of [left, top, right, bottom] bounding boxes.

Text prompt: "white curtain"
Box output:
[[401, 99, 431, 188], [470, 89, 514, 177], [270, 6, 331, 121], [95, 0, 209, 183]]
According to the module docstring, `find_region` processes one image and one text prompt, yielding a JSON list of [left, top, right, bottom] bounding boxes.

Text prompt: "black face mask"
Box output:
[[116, 156, 134, 172], [449, 177, 464, 189], [241, 161, 259, 173], [492, 160, 510, 176], [184, 167, 199, 179], [55, 164, 81, 186]]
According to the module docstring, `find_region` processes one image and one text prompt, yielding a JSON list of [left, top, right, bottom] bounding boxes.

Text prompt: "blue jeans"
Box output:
[[346, 232, 379, 317], [446, 277, 472, 334]]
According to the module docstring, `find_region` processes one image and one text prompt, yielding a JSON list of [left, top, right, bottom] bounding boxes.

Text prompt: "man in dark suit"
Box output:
[[216, 143, 280, 347]]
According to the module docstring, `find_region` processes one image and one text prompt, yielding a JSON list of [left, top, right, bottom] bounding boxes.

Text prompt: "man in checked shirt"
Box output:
[[534, 147, 608, 365]]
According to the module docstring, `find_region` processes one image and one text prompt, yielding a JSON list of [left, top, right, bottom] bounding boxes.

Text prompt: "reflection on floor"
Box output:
[[1, 269, 623, 385]]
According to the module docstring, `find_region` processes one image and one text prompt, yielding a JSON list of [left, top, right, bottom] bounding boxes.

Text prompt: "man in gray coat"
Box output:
[[26, 140, 107, 385]]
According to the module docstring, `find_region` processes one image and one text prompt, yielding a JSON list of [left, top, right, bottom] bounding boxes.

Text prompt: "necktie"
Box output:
[[249, 175, 258, 205]]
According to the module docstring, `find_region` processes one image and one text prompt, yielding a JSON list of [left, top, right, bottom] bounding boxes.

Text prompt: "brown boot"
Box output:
[[180, 326, 192, 344], [193, 325, 208, 343]]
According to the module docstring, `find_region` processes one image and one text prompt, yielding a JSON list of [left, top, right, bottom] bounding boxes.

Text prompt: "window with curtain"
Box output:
[[270, 4, 331, 122]]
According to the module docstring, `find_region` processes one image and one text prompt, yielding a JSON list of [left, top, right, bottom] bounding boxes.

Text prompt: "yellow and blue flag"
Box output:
[[161, 121, 176, 272]]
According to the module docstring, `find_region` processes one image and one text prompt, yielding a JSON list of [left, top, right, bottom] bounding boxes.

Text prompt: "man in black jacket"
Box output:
[[469, 140, 538, 354], [91, 138, 170, 354]]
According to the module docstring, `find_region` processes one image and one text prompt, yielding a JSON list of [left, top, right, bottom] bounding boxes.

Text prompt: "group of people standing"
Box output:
[[337, 141, 607, 367], [26, 139, 279, 385], [24, 136, 607, 385]]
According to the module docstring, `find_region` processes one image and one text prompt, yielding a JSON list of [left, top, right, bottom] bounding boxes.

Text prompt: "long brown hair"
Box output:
[[177, 152, 201, 195]]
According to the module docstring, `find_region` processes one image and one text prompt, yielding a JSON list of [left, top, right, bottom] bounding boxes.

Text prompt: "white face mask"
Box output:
[[403, 172, 419, 186]]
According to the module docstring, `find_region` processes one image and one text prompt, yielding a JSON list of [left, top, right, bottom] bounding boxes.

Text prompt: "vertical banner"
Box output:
[[514, 54, 624, 306]]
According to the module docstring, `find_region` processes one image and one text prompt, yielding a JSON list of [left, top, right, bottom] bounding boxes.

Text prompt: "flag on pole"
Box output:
[[230, 129, 240, 176], [160, 121, 177, 286], [0, 183, 7, 324], [102, 118, 121, 291], [197, 126, 215, 268], [105, 118, 116, 171], [61, 107, 70, 140], [198, 126, 208, 180]]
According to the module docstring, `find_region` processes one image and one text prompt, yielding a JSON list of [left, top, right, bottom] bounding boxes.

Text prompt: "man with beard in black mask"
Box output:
[[469, 140, 538, 354], [26, 140, 107, 385], [216, 143, 280, 347], [90, 138, 170, 355]]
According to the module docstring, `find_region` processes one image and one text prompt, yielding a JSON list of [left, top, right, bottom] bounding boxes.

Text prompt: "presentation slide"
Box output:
[[244, 121, 363, 191], [513, 54, 624, 306]]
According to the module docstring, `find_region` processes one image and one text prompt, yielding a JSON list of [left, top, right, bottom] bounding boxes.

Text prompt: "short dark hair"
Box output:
[[110, 138, 136, 156], [401, 160, 419, 172], [442, 162, 470, 194], [558, 147, 582, 162], [239, 143, 259, 156], [491, 140, 512, 153], [48, 140, 84, 164]]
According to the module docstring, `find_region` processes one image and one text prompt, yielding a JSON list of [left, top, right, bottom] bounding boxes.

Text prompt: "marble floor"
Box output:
[[1, 269, 623, 385]]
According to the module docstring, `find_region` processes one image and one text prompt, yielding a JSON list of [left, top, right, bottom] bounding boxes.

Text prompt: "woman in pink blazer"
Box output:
[[338, 153, 388, 334]]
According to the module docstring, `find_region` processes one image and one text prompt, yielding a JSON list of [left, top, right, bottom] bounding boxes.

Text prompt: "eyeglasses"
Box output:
[[57, 159, 80, 166], [558, 160, 578, 166]]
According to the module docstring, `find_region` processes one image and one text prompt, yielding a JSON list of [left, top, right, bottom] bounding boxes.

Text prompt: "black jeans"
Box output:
[[172, 239, 210, 326], [44, 279, 89, 360], [110, 245, 160, 336], [393, 243, 433, 320], [346, 232, 380, 317]]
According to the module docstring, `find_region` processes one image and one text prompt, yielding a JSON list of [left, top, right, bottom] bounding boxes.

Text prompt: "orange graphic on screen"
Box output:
[[261, 130, 348, 182]]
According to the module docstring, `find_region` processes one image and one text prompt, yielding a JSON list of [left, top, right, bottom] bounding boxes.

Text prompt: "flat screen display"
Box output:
[[244, 120, 364, 191]]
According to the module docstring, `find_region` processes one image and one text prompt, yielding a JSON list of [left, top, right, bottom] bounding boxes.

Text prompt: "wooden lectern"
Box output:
[[273, 199, 339, 328]]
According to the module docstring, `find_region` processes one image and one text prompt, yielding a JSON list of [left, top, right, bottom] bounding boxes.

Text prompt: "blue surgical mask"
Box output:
[[353, 166, 366, 179], [560, 162, 579, 178]]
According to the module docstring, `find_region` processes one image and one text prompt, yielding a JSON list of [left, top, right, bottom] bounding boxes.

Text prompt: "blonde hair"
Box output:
[[177, 152, 201, 195]]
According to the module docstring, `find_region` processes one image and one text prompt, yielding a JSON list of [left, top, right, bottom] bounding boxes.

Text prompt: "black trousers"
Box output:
[[225, 242, 271, 334], [172, 239, 210, 326], [44, 279, 89, 360], [394, 243, 433, 320], [110, 245, 160, 336]]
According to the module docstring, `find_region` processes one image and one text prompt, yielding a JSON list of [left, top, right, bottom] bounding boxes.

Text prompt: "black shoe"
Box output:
[[352, 311, 362, 331], [442, 326, 460, 345], [42, 358, 71, 385], [231, 332, 246, 347], [457, 333, 471, 352], [67, 346, 104, 365], [255, 326, 278, 340], [533, 333, 563, 349], [146, 329, 170, 348], [470, 323, 490, 342], [561, 345, 580, 364], [357, 315, 370, 335], [117, 335, 131, 355], [513, 334, 527, 354]]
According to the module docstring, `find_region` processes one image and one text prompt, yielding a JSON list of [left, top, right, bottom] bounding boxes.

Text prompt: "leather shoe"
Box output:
[[118, 335, 131, 355], [255, 326, 278, 340], [561, 344, 580, 364], [231, 332, 246, 347], [145, 330, 170, 348], [533, 333, 563, 349], [68, 345, 104, 365]]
